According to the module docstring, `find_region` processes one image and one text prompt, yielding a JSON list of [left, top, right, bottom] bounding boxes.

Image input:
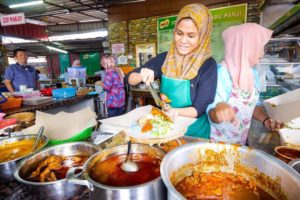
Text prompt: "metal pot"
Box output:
[[68, 143, 167, 200], [0, 134, 48, 181], [14, 142, 99, 200], [161, 142, 300, 200], [289, 159, 300, 174]]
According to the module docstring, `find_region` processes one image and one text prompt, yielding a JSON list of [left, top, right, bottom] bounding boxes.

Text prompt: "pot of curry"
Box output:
[[0, 134, 48, 181], [14, 142, 99, 200], [68, 143, 166, 200], [161, 142, 300, 200]]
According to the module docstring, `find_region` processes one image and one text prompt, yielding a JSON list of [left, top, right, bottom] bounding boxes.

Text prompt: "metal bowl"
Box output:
[[161, 142, 300, 200], [0, 134, 48, 181], [14, 142, 99, 200], [69, 143, 167, 200]]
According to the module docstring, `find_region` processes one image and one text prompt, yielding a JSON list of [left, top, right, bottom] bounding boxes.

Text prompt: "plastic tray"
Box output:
[[12, 91, 41, 99], [48, 126, 93, 146], [22, 96, 53, 105], [52, 88, 76, 99]]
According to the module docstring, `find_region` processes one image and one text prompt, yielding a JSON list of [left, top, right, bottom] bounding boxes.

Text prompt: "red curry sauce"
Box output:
[[175, 171, 275, 200], [89, 154, 161, 187]]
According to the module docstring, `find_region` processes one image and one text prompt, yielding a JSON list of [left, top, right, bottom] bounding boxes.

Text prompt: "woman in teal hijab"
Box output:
[[127, 4, 217, 139]]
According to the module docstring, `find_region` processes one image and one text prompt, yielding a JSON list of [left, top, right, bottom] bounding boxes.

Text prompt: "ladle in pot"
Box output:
[[120, 140, 139, 172], [32, 126, 44, 152]]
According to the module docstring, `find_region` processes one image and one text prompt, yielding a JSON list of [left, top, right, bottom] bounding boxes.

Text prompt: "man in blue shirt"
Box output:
[[4, 48, 39, 92]]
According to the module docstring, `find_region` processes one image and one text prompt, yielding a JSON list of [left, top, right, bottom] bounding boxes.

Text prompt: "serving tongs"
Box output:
[[147, 83, 165, 109]]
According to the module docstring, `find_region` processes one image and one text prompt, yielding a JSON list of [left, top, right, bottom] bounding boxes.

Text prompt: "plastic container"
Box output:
[[40, 88, 54, 96], [0, 98, 22, 110], [47, 126, 93, 146], [52, 88, 76, 99], [12, 91, 41, 99], [0, 118, 17, 129]]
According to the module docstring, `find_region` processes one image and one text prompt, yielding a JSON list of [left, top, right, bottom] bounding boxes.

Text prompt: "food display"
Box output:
[[0, 139, 44, 163], [175, 171, 274, 200], [131, 107, 174, 137], [161, 143, 293, 200], [26, 155, 88, 182], [158, 138, 187, 153], [89, 153, 161, 187]]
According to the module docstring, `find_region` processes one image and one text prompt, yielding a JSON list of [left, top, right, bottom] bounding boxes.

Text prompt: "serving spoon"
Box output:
[[32, 126, 44, 152], [120, 140, 139, 172]]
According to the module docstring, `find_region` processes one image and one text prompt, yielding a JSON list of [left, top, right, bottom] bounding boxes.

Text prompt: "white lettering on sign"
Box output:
[[0, 13, 26, 26]]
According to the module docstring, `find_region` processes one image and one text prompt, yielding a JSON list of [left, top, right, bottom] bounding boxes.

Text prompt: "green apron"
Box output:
[[160, 75, 210, 139]]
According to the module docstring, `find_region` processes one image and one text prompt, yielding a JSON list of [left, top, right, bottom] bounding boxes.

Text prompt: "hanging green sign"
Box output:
[[79, 52, 100, 76], [157, 4, 247, 62]]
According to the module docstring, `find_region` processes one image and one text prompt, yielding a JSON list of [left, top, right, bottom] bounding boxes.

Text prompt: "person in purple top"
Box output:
[[99, 55, 125, 117], [4, 48, 39, 92]]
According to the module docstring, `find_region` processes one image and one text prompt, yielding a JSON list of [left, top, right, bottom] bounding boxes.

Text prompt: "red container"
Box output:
[[0, 98, 22, 110], [40, 88, 53, 96]]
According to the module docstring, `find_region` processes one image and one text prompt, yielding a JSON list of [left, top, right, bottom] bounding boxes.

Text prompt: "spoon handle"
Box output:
[[124, 140, 132, 163], [32, 126, 44, 151]]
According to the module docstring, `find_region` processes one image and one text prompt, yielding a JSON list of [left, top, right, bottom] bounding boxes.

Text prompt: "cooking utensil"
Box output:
[[32, 126, 44, 151], [120, 140, 139, 172], [68, 143, 166, 200], [0, 134, 48, 181], [4, 127, 13, 138], [161, 142, 300, 200], [14, 142, 98, 200], [147, 83, 164, 108]]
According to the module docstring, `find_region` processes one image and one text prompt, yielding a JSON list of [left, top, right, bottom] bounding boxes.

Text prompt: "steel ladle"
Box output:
[[120, 140, 139, 172], [32, 126, 44, 152]]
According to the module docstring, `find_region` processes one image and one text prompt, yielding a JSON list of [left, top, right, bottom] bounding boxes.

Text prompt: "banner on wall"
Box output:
[[79, 52, 100, 76], [157, 4, 247, 62], [0, 13, 26, 26], [59, 54, 70, 74], [157, 16, 177, 54]]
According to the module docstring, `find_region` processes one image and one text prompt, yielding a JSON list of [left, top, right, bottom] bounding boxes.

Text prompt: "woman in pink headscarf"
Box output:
[[207, 23, 283, 145], [99, 55, 125, 117]]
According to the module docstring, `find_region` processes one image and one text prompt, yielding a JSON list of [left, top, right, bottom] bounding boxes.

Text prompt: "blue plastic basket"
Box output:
[[52, 88, 76, 99]]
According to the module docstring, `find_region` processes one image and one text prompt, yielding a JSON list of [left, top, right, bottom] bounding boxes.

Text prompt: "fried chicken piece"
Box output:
[[151, 107, 173, 122], [28, 155, 65, 181], [45, 171, 57, 182]]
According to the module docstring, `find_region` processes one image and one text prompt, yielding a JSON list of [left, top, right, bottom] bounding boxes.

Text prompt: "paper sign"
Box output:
[[0, 13, 26, 26], [264, 88, 300, 123], [111, 43, 125, 54]]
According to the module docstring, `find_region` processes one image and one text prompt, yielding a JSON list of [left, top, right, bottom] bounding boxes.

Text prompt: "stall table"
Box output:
[[3, 94, 99, 116]]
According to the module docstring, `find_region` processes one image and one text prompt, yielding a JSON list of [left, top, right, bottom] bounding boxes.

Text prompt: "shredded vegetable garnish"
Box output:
[[132, 107, 174, 136]]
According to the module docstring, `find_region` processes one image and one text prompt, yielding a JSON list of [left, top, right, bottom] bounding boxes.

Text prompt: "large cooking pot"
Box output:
[[161, 142, 300, 200], [68, 143, 167, 200], [14, 142, 99, 200], [0, 134, 48, 181]]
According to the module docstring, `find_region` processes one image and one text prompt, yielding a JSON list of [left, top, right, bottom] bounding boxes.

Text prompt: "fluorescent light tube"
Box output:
[[48, 30, 108, 41], [9, 1, 43, 8], [46, 46, 68, 54]]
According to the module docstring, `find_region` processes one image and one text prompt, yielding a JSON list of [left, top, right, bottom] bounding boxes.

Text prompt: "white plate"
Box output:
[[100, 105, 196, 143]]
